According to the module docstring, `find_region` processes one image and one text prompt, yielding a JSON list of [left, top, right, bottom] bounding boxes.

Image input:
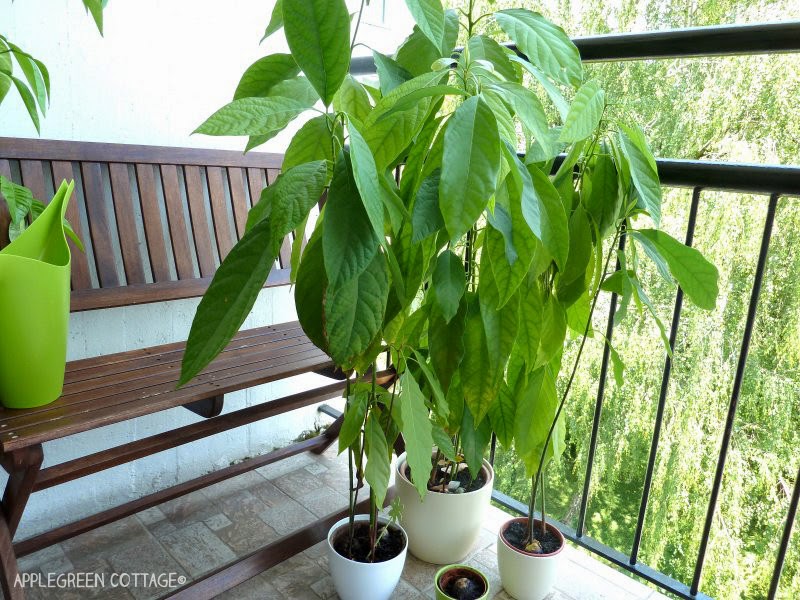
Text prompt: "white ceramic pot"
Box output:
[[497, 517, 565, 600], [326, 514, 408, 600], [396, 452, 494, 564]]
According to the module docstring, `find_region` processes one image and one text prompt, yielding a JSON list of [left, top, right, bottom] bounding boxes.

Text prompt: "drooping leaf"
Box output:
[[404, 0, 446, 54], [460, 404, 492, 479], [261, 0, 284, 42], [480, 289, 519, 374], [515, 285, 544, 366], [513, 367, 565, 477], [11, 76, 39, 133], [431, 424, 456, 460], [495, 9, 582, 87], [339, 390, 368, 453], [429, 298, 466, 394], [295, 229, 329, 351], [525, 165, 570, 269], [560, 80, 605, 143], [537, 294, 567, 368], [556, 204, 593, 306], [634, 229, 720, 310], [487, 82, 550, 154], [365, 411, 391, 507], [412, 169, 445, 242], [490, 381, 516, 447], [347, 119, 390, 240], [432, 250, 466, 323], [584, 153, 621, 237], [9, 43, 47, 114], [82, 0, 106, 35], [508, 54, 570, 120], [323, 152, 380, 287], [283, 0, 350, 106], [400, 371, 435, 499], [460, 295, 497, 423], [439, 96, 500, 241], [233, 54, 300, 100], [618, 124, 662, 226]]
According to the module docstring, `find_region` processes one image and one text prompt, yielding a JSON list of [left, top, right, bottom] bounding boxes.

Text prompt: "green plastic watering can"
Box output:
[[0, 180, 74, 409]]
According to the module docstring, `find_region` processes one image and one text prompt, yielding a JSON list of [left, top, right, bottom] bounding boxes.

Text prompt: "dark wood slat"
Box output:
[[34, 379, 366, 490], [246, 167, 264, 206], [0, 350, 333, 451], [51, 161, 92, 290], [69, 267, 290, 312], [184, 165, 217, 277], [14, 436, 329, 558], [206, 166, 235, 260], [19, 160, 48, 202], [81, 162, 121, 287], [135, 164, 172, 282], [109, 163, 147, 285], [0, 159, 13, 248], [0, 516, 22, 600], [227, 167, 249, 238], [160, 165, 195, 279], [0, 137, 285, 169]]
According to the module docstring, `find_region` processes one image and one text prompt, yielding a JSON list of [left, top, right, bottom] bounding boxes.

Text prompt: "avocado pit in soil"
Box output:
[[439, 567, 487, 600], [405, 464, 487, 494], [503, 520, 562, 555], [332, 521, 405, 563]]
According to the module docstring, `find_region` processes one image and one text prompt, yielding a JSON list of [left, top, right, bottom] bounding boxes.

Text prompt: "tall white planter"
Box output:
[[497, 517, 565, 600], [327, 515, 408, 600], [396, 452, 494, 564]]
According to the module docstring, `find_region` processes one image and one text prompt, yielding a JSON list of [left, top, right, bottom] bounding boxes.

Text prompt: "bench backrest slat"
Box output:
[[0, 137, 289, 312]]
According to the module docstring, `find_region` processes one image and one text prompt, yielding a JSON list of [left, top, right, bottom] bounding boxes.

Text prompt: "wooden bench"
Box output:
[[0, 137, 390, 599]]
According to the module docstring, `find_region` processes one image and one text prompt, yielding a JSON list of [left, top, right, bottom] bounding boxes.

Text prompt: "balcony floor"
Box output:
[[15, 445, 669, 599]]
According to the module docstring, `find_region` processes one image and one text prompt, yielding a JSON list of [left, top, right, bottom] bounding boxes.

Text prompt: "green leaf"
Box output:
[[194, 96, 309, 136], [396, 26, 441, 76], [584, 153, 620, 237], [323, 152, 379, 287], [400, 371, 435, 499], [261, 0, 284, 42], [347, 119, 389, 240], [439, 96, 500, 241], [557, 205, 593, 305], [431, 424, 456, 461], [283, 0, 350, 106], [247, 160, 328, 235], [618, 124, 662, 226], [489, 381, 516, 447], [9, 44, 47, 115], [339, 390, 368, 453], [333, 75, 372, 124], [378, 85, 467, 120], [525, 165, 569, 269], [608, 343, 625, 388], [480, 289, 519, 374], [0, 72, 11, 105], [325, 252, 390, 367], [468, 35, 519, 83], [11, 76, 39, 133], [560, 80, 605, 143], [295, 228, 329, 352], [412, 169, 445, 243], [508, 55, 569, 120], [373, 51, 413, 96], [233, 54, 300, 100], [180, 218, 276, 386], [537, 294, 567, 367], [515, 286, 544, 366], [495, 9, 582, 88], [404, 0, 446, 54], [365, 411, 391, 508], [363, 90, 434, 170], [460, 404, 492, 478], [514, 367, 565, 477], [634, 229, 719, 310], [82, 0, 105, 35], [283, 115, 339, 171], [429, 298, 466, 394], [0, 176, 34, 225], [432, 250, 466, 323], [461, 295, 497, 423], [487, 82, 551, 156]]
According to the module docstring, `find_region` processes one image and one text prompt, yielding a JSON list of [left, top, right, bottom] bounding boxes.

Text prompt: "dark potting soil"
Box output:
[[439, 567, 487, 600], [332, 521, 405, 563], [405, 464, 487, 494], [503, 520, 562, 555]]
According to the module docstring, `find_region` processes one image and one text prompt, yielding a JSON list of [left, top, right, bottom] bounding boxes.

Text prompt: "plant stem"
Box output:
[[526, 226, 623, 543], [351, 0, 366, 54]]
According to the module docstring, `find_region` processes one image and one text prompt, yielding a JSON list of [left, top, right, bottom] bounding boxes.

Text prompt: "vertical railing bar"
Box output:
[[489, 433, 497, 466], [630, 187, 702, 564], [576, 232, 627, 538], [767, 462, 800, 599], [690, 193, 779, 595]]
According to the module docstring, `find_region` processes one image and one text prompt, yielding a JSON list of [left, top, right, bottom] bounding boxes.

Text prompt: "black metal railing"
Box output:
[[347, 20, 800, 600]]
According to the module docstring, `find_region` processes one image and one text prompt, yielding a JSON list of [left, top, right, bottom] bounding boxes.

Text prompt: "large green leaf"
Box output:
[[429, 299, 466, 394], [325, 252, 390, 367], [8, 43, 47, 115], [460, 405, 492, 478], [618, 124, 662, 226], [584, 153, 621, 237], [633, 229, 719, 310], [194, 96, 309, 136], [412, 169, 445, 243], [404, 0, 446, 54], [515, 285, 544, 366], [460, 295, 497, 424], [525, 165, 570, 269], [180, 219, 276, 386], [480, 289, 519, 374], [513, 367, 565, 477], [560, 80, 605, 143], [323, 153, 379, 287], [295, 228, 329, 352], [556, 204, 593, 305], [333, 75, 372, 124], [536, 294, 567, 367], [495, 9, 582, 88], [233, 54, 300, 100], [439, 96, 500, 241], [432, 250, 466, 323], [261, 0, 284, 42], [373, 51, 413, 96], [347, 119, 390, 240], [282, 115, 339, 171], [11, 76, 39, 133], [487, 82, 551, 156], [469, 35, 519, 83], [489, 381, 516, 448], [246, 160, 329, 235], [396, 26, 441, 76], [283, 0, 350, 106], [400, 371, 435, 499], [365, 411, 391, 507], [339, 390, 368, 453]]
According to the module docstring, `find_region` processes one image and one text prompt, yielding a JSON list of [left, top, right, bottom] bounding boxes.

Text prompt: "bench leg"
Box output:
[[311, 414, 344, 455], [0, 444, 42, 599], [183, 395, 224, 418]]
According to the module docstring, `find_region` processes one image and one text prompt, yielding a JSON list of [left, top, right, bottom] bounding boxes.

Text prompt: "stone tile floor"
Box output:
[[13, 445, 670, 599]]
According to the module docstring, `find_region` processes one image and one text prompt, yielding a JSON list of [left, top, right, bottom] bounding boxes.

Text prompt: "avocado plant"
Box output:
[[179, 0, 719, 572]]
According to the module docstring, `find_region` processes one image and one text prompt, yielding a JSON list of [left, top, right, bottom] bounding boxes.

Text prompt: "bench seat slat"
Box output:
[[0, 323, 332, 452]]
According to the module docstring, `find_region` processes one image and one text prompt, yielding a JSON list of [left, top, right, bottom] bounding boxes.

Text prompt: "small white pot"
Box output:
[[497, 517, 565, 600], [326, 514, 408, 600], [396, 452, 494, 564]]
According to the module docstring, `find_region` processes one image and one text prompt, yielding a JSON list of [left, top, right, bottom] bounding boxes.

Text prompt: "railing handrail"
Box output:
[[350, 20, 800, 74]]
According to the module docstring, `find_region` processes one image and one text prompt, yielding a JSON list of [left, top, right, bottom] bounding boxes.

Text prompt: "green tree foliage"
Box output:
[[456, 1, 800, 597]]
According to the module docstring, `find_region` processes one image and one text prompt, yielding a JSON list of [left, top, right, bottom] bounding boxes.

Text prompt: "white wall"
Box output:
[[0, 0, 414, 538]]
